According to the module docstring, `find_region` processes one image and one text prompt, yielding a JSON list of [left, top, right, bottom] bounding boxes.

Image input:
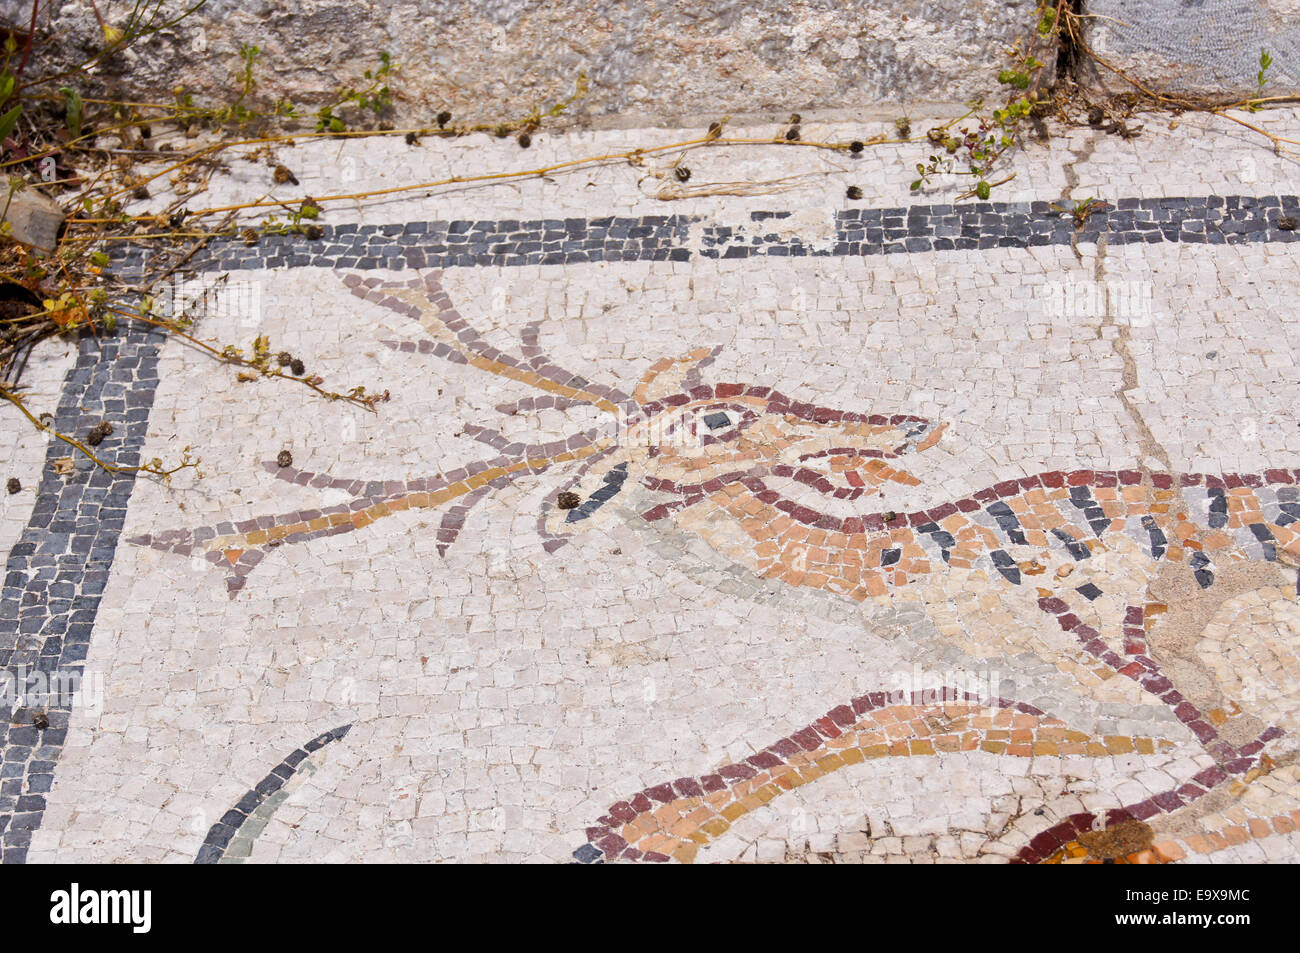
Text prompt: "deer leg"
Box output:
[[1021, 569, 1290, 862], [573, 690, 1178, 864], [1033, 585, 1288, 772]]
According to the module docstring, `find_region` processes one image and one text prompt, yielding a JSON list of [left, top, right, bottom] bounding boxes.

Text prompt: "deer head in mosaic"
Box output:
[[129, 270, 948, 596], [533, 337, 947, 557]]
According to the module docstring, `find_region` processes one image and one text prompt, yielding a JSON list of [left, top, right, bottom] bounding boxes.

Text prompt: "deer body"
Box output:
[[664, 462, 1299, 627]]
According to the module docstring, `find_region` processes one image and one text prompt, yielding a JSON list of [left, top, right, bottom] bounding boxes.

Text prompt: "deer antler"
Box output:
[[343, 271, 637, 417], [131, 272, 639, 596]]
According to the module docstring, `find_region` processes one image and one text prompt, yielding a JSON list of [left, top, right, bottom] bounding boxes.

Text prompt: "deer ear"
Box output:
[[635, 346, 720, 404]]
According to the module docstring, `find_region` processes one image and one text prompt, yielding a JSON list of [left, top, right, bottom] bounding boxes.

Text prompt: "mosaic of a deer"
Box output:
[[130, 271, 1300, 864], [130, 270, 948, 594]]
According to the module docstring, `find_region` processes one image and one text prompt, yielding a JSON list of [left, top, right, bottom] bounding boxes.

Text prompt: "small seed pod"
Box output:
[[86, 421, 113, 446], [276, 450, 293, 468], [674, 166, 691, 182], [276, 351, 293, 367], [1278, 216, 1296, 231], [517, 132, 532, 148], [242, 228, 260, 246], [557, 491, 581, 509], [6, 478, 19, 494], [405, 132, 418, 145], [132, 185, 150, 200], [846, 185, 863, 200], [788, 113, 802, 125], [290, 358, 306, 376], [849, 140, 864, 154], [784, 126, 801, 141], [304, 224, 324, 240], [436, 110, 452, 128], [882, 511, 897, 523], [1087, 106, 1105, 125], [32, 712, 49, 730], [273, 164, 298, 186]]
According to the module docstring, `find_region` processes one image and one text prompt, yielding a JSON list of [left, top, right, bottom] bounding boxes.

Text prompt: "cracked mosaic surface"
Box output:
[[3, 114, 1300, 863]]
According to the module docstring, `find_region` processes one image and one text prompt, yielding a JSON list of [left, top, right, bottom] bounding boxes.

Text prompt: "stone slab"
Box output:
[[1085, 0, 1300, 96], [17, 0, 1043, 126]]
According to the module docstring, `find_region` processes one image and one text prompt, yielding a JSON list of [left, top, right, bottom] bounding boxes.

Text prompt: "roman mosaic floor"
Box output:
[[3, 110, 1300, 864]]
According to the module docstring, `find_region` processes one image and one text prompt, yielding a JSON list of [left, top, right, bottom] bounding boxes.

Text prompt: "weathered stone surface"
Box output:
[[5, 0, 1043, 127], [1084, 0, 1300, 96], [2, 102, 1299, 865], [0, 187, 64, 252]]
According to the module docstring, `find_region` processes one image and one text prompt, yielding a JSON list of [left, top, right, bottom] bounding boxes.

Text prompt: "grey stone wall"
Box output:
[[5, 0, 1041, 127], [1083, 0, 1300, 96], [4, 1, 1292, 124]]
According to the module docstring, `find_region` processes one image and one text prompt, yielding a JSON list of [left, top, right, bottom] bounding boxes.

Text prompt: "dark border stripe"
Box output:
[[0, 325, 166, 863], [195, 724, 351, 864], [106, 194, 1300, 275]]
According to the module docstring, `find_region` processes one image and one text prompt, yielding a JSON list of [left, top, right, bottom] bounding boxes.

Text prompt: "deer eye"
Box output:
[[702, 412, 732, 430]]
